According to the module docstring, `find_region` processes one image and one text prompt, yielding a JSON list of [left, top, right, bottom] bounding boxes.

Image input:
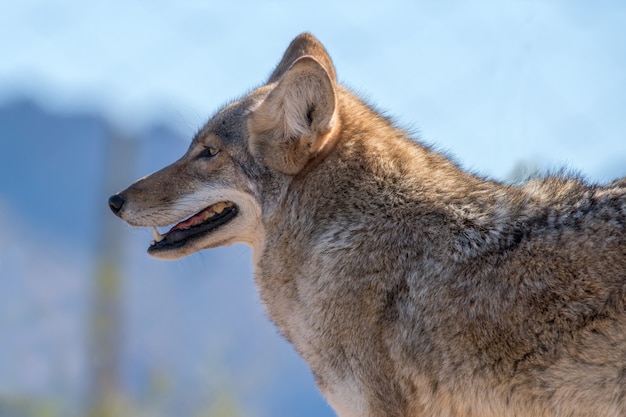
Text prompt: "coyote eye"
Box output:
[[199, 146, 220, 158]]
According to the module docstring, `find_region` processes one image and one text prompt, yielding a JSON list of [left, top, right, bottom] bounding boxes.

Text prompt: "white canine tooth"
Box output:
[[152, 227, 164, 243]]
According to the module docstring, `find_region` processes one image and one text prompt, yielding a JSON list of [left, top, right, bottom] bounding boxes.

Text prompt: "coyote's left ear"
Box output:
[[267, 32, 337, 84], [249, 56, 337, 175]]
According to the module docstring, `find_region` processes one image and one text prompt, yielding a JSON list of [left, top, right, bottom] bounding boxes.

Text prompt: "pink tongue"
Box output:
[[169, 206, 214, 232]]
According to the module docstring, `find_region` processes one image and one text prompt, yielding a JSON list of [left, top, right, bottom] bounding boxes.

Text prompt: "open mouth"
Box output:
[[148, 201, 238, 253]]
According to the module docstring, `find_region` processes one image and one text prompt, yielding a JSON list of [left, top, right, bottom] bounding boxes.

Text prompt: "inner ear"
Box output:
[[268, 56, 336, 139], [306, 104, 315, 127]]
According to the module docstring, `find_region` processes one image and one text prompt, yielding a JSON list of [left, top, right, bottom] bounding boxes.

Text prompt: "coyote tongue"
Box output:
[[169, 206, 215, 232]]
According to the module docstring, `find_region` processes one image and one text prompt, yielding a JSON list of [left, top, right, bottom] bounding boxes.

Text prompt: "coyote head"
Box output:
[[108, 33, 340, 260]]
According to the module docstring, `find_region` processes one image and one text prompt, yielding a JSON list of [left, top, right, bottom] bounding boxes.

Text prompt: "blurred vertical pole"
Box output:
[[90, 127, 136, 417]]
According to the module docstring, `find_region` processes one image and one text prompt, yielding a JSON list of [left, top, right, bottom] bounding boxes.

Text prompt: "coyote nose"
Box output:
[[108, 193, 125, 215]]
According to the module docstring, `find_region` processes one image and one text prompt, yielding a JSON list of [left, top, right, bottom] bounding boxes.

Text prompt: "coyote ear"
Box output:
[[268, 32, 337, 84], [249, 56, 338, 175]]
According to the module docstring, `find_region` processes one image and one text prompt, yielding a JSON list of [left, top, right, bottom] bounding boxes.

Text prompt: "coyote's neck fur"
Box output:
[[255, 83, 626, 416]]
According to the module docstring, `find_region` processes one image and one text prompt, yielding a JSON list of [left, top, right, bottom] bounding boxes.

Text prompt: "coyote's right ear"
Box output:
[[249, 56, 337, 175]]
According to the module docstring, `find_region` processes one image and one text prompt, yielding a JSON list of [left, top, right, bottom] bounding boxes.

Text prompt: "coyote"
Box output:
[[109, 33, 626, 416]]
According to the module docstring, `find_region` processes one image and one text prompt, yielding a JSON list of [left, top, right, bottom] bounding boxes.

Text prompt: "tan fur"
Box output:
[[109, 33, 626, 417]]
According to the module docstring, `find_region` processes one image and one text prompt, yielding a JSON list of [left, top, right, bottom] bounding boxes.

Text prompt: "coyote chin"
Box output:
[[109, 33, 626, 417]]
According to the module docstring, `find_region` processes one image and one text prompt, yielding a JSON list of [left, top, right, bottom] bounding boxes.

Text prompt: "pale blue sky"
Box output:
[[2, 0, 625, 181]]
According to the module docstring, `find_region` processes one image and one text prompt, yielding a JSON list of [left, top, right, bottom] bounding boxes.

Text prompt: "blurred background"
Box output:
[[0, 1, 624, 416]]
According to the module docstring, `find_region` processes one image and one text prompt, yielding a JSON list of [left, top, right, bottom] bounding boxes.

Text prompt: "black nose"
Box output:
[[108, 193, 125, 215]]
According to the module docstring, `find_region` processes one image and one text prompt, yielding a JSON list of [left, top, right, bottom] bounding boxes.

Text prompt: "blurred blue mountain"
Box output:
[[0, 99, 108, 247]]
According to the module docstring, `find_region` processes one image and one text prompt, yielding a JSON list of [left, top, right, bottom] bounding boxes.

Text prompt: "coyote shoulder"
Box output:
[[109, 33, 626, 417]]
